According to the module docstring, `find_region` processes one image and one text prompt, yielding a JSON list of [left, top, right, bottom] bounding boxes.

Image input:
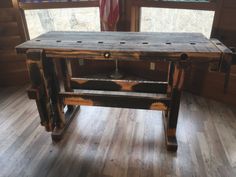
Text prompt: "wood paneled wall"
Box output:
[[0, 0, 12, 8], [0, 0, 28, 86], [215, 0, 236, 75], [192, 0, 236, 106]]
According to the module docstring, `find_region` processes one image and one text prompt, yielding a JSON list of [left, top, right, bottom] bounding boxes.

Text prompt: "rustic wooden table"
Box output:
[[16, 31, 232, 151]]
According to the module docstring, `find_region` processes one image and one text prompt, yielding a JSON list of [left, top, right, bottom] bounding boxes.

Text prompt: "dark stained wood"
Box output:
[[26, 49, 53, 131], [60, 58, 76, 111], [164, 62, 186, 151], [0, 69, 28, 86], [209, 39, 233, 92], [212, 0, 236, 50], [210, 38, 233, 54], [61, 59, 73, 92], [119, 60, 169, 82], [224, 0, 236, 8], [133, 0, 217, 10], [0, 9, 16, 23], [201, 71, 236, 105], [44, 58, 66, 130], [51, 106, 80, 141], [60, 90, 170, 111], [0, 0, 12, 8], [12, 2, 30, 42], [0, 36, 21, 49], [0, 60, 26, 72], [130, 5, 140, 32], [70, 77, 168, 93], [231, 49, 236, 65], [0, 49, 27, 81], [0, 22, 19, 36], [19, 0, 99, 10], [0, 5, 28, 86]]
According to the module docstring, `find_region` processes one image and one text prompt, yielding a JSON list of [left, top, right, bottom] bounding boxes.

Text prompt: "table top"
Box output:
[[16, 31, 232, 61]]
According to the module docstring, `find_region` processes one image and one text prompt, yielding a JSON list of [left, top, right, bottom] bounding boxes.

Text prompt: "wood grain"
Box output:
[[60, 90, 169, 111], [70, 77, 168, 93], [0, 86, 236, 177], [0, 5, 28, 86], [16, 32, 223, 61]]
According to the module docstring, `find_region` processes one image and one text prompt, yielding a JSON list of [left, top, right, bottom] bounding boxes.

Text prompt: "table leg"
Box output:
[[26, 49, 53, 131], [47, 59, 79, 141], [164, 62, 185, 151], [60, 58, 79, 112]]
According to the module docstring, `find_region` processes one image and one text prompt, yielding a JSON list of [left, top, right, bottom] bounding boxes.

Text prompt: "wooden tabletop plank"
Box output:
[[15, 31, 226, 60]]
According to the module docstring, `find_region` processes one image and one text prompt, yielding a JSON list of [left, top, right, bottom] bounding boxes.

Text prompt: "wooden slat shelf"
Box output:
[[70, 77, 168, 93], [19, 1, 99, 10], [133, 0, 217, 10]]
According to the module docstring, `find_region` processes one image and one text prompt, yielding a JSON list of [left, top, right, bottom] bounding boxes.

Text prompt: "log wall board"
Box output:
[[16, 31, 232, 152], [0, 1, 28, 86]]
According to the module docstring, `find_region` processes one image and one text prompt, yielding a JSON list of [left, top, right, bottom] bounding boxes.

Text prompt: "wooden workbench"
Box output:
[[16, 31, 232, 151]]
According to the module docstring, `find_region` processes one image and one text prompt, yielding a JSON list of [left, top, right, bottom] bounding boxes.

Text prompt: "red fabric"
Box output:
[[99, 0, 119, 31]]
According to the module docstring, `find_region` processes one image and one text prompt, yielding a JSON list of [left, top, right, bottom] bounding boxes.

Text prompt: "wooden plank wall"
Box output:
[[213, 0, 236, 75], [185, 0, 236, 106], [0, 0, 28, 86]]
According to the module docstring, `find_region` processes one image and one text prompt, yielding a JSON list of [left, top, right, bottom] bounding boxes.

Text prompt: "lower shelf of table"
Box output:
[[59, 89, 170, 111]]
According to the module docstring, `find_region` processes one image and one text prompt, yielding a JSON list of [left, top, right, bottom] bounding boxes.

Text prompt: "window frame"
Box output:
[[18, 0, 99, 10], [14, 0, 101, 40], [133, 0, 217, 11], [130, 0, 218, 33]]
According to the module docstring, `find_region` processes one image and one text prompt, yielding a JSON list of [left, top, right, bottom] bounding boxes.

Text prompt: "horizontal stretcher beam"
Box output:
[[70, 77, 168, 94], [59, 90, 170, 111]]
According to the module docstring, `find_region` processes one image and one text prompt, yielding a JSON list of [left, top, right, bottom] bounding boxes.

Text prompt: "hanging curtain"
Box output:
[[99, 0, 119, 31]]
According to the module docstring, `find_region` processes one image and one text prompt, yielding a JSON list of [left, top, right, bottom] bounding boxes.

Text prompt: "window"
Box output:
[[140, 7, 215, 38], [24, 7, 100, 39]]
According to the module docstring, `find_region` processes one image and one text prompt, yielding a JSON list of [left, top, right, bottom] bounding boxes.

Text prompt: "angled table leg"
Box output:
[[164, 60, 186, 152], [43, 58, 79, 141], [50, 58, 80, 141], [26, 49, 53, 131]]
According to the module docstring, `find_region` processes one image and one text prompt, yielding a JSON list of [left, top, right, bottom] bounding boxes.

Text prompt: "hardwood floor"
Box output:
[[0, 86, 236, 177]]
